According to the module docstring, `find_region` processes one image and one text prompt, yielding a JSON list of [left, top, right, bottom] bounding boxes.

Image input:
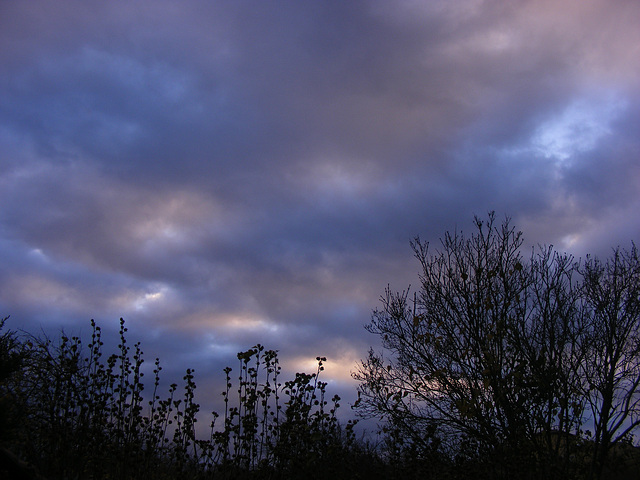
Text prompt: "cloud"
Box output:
[[1, 0, 640, 423]]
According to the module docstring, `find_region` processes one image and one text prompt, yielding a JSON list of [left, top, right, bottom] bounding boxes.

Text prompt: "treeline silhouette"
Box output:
[[354, 213, 640, 480], [2, 214, 640, 479], [0, 318, 379, 480]]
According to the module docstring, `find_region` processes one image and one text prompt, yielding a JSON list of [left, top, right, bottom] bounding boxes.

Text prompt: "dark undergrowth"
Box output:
[[0, 317, 389, 480], [2, 316, 637, 480]]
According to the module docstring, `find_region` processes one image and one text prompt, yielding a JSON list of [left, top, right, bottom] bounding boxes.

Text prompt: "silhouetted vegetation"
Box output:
[[0, 318, 373, 480], [2, 213, 640, 479], [354, 213, 640, 479]]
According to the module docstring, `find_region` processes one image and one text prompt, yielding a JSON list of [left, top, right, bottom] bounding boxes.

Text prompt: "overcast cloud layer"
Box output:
[[2, 0, 640, 419]]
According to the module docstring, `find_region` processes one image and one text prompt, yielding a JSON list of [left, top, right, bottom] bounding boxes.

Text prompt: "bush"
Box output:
[[0, 318, 369, 480]]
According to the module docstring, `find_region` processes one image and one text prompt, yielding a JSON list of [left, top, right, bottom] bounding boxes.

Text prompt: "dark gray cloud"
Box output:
[[2, 0, 640, 421]]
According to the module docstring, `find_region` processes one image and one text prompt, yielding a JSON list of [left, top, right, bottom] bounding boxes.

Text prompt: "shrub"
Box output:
[[0, 318, 364, 480]]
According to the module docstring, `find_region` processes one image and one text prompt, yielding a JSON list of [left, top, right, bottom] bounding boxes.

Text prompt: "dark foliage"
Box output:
[[0, 318, 372, 480], [354, 213, 640, 480], [3, 213, 640, 480]]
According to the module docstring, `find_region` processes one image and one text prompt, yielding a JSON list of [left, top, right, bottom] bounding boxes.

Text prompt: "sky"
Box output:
[[1, 0, 640, 425]]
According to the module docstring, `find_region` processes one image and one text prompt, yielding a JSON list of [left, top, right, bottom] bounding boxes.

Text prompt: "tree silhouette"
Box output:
[[580, 245, 640, 479], [354, 213, 640, 479]]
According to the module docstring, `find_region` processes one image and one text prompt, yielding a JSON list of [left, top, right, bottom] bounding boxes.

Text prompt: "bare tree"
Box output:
[[580, 244, 640, 480], [353, 214, 593, 478]]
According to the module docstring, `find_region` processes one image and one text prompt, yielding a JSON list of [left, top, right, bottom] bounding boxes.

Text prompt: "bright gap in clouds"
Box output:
[[133, 286, 168, 312], [221, 313, 281, 335], [533, 92, 626, 165]]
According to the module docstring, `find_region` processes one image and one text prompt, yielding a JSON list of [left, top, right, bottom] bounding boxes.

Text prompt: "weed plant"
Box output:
[[0, 318, 365, 480]]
